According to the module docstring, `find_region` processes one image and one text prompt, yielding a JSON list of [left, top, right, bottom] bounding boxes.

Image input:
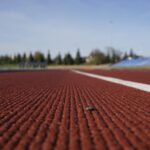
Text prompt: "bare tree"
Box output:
[[106, 47, 122, 63]]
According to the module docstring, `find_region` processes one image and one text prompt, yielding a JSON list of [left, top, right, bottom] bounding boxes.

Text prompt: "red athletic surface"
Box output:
[[0, 70, 150, 150], [83, 69, 150, 84]]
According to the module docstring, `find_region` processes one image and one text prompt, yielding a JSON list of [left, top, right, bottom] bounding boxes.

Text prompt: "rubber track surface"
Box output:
[[0, 70, 150, 150], [83, 70, 150, 84]]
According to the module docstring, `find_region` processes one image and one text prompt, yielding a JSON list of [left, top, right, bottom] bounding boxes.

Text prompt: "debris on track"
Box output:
[[85, 106, 96, 111]]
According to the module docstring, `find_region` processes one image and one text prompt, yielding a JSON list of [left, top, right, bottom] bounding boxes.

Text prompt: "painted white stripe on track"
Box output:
[[72, 70, 150, 93]]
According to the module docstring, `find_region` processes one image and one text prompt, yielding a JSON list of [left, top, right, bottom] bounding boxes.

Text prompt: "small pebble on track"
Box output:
[[85, 106, 96, 111]]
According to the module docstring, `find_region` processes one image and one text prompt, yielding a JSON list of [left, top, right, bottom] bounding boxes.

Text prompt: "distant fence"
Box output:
[[19, 62, 47, 68]]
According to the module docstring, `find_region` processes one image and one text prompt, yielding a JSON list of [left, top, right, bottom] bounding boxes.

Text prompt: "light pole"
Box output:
[[109, 20, 113, 47]]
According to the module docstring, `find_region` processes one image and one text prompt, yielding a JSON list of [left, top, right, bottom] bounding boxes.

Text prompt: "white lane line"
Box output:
[[72, 70, 150, 93]]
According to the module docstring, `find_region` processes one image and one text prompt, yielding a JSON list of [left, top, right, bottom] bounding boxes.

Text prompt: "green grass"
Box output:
[[0, 64, 19, 69]]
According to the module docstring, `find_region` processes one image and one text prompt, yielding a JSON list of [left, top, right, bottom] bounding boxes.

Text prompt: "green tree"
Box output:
[[14, 54, 21, 63], [34, 51, 45, 62], [54, 53, 62, 65], [75, 49, 82, 65], [47, 50, 52, 64], [129, 49, 134, 58], [104, 52, 111, 63], [0, 55, 12, 64], [123, 52, 128, 60], [89, 49, 105, 65], [22, 53, 27, 62], [28, 53, 34, 62], [63, 53, 74, 65]]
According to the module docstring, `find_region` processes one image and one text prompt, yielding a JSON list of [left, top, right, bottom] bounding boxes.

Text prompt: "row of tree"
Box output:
[[0, 48, 138, 65], [0, 50, 84, 65]]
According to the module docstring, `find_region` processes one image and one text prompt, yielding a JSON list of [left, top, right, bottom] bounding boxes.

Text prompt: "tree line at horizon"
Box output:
[[0, 47, 139, 66]]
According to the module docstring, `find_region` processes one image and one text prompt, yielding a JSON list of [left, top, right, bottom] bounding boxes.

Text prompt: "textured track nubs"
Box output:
[[0, 70, 149, 150]]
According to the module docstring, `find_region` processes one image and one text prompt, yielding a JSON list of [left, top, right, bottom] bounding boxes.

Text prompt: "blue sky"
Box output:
[[0, 0, 150, 57]]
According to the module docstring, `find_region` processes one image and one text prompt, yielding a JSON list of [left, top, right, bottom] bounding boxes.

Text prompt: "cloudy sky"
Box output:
[[0, 0, 150, 57]]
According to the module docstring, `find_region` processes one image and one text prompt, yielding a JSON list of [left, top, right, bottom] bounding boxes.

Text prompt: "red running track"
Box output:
[[0, 70, 150, 150], [82, 69, 150, 84]]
